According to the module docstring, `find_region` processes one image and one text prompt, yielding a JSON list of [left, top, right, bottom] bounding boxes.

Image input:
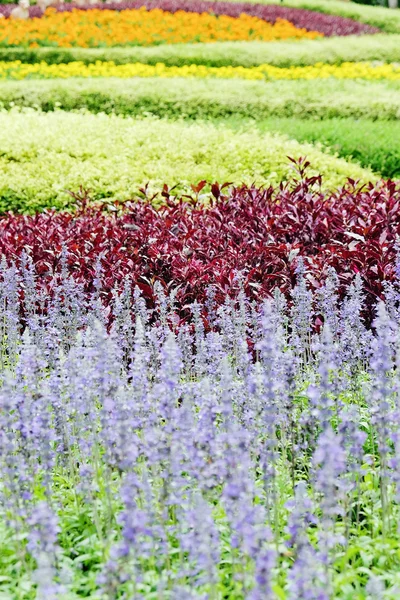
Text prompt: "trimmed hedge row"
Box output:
[[0, 77, 399, 120], [0, 35, 398, 67], [0, 108, 374, 213]]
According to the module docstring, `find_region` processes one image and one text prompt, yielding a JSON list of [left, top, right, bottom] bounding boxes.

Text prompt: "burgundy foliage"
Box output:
[[0, 173, 398, 320], [0, 0, 379, 37]]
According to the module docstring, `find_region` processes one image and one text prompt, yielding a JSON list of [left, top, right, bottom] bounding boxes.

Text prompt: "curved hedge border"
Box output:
[[0, 35, 397, 67], [0, 0, 379, 36]]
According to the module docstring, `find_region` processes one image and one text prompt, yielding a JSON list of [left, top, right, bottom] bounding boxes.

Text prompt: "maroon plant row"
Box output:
[[0, 171, 398, 321], [0, 0, 379, 37]]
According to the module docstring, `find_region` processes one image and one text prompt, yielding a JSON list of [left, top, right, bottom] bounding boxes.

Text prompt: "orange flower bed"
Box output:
[[0, 7, 322, 47]]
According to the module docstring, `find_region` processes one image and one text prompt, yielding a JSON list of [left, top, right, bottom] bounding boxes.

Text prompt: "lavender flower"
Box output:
[[287, 541, 330, 600], [318, 267, 340, 339], [248, 546, 276, 600], [369, 302, 396, 530], [290, 258, 313, 361], [27, 502, 61, 600], [339, 274, 371, 373], [312, 427, 347, 558], [307, 323, 339, 430], [178, 492, 220, 586], [0, 257, 395, 598]]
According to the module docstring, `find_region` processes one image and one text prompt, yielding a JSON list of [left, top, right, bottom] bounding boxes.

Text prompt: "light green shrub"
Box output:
[[0, 108, 375, 213]]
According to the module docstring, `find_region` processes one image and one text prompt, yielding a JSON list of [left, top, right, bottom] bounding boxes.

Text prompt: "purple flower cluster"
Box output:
[[0, 0, 379, 36], [0, 256, 398, 597]]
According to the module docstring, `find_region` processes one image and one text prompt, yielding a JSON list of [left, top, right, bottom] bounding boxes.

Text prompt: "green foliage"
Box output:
[[0, 34, 399, 67], [352, 0, 388, 7], [0, 77, 399, 121], [0, 108, 374, 213], [251, 116, 400, 178]]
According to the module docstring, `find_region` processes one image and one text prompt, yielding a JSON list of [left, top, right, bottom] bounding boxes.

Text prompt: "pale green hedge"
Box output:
[[0, 77, 399, 120], [0, 34, 399, 67], [0, 109, 374, 213]]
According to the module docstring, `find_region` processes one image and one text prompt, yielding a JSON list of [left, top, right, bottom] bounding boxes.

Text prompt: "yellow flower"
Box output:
[[0, 60, 399, 81]]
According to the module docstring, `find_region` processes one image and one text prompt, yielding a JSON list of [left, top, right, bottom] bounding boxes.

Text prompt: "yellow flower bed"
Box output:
[[1, 60, 400, 81], [261, 61, 400, 80], [0, 7, 320, 47]]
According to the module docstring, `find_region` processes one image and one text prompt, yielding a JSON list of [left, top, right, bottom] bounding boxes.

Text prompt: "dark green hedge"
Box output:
[[254, 116, 400, 178]]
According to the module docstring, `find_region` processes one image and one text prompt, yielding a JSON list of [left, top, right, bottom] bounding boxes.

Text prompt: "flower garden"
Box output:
[[1, 0, 400, 598]]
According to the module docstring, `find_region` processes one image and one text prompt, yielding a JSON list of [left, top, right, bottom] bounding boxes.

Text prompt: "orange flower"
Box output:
[[0, 7, 322, 47]]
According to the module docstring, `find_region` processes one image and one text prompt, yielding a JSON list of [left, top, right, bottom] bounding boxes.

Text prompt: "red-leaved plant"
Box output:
[[0, 170, 398, 322]]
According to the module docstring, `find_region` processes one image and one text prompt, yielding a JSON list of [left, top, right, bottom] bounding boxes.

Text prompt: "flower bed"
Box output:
[[0, 7, 323, 48], [0, 0, 399, 595], [1, 59, 400, 80], [0, 262, 398, 598], [0, 0, 380, 37]]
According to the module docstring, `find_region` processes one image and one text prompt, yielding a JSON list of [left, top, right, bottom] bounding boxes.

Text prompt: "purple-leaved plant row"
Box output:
[[0, 255, 399, 597], [1, 175, 399, 327], [0, 0, 379, 36]]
